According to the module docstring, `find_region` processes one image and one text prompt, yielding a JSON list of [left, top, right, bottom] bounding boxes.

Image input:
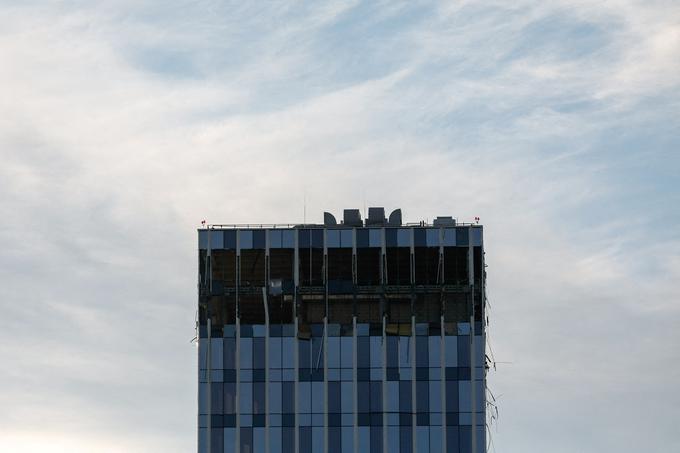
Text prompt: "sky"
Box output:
[[0, 0, 679, 452]]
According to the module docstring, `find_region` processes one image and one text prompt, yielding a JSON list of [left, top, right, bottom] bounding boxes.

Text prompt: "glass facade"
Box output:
[[198, 223, 486, 453]]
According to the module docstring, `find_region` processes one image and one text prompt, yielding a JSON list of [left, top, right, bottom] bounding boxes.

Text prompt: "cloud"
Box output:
[[0, 1, 678, 452]]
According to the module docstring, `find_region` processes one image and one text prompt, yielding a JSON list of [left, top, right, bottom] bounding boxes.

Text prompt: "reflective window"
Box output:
[[443, 229, 455, 247], [240, 338, 252, 369], [239, 230, 253, 249], [240, 382, 252, 413], [397, 228, 411, 246]]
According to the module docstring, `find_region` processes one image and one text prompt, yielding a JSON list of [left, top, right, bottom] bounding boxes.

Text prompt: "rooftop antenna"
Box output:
[[362, 191, 366, 220], [303, 191, 307, 225]]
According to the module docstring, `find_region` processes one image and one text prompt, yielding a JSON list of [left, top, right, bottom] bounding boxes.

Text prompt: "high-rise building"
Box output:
[[197, 208, 486, 453]]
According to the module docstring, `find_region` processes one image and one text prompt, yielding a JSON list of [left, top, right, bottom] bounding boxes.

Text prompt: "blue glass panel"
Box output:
[[269, 382, 282, 413], [298, 229, 311, 248], [387, 381, 399, 412], [210, 338, 224, 369], [340, 229, 353, 248], [269, 337, 281, 368], [240, 382, 252, 413], [370, 336, 382, 368], [370, 426, 383, 453], [356, 229, 369, 247], [299, 339, 311, 369], [299, 426, 312, 453], [358, 382, 370, 413], [239, 230, 253, 249], [399, 336, 412, 368], [457, 336, 470, 367], [253, 427, 265, 453], [327, 230, 341, 248], [240, 338, 252, 369], [445, 336, 457, 367], [475, 426, 485, 453], [269, 427, 281, 453], [430, 380, 442, 412], [253, 338, 265, 369], [470, 227, 482, 246], [240, 427, 253, 453], [358, 427, 370, 452], [341, 382, 353, 413], [456, 228, 469, 247], [311, 229, 323, 248], [299, 382, 311, 413], [340, 337, 353, 368], [358, 337, 370, 367], [199, 230, 208, 249], [416, 381, 429, 412], [224, 230, 236, 249], [224, 428, 236, 453], [446, 381, 459, 414], [252, 382, 265, 414], [282, 427, 294, 453], [416, 426, 429, 453], [281, 337, 294, 368], [431, 412, 443, 426], [253, 230, 265, 249], [401, 426, 413, 453], [458, 381, 471, 412], [387, 426, 399, 452], [282, 382, 295, 413], [429, 336, 441, 367], [386, 336, 398, 367], [281, 230, 295, 248], [328, 381, 341, 413], [269, 230, 282, 248], [397, 229, 411, 246], [312, 427, 324, 453], [459, 426, 471, 453], [430, 426, 443, 453], [414, 228, 426, 247], [426, 228, 440, 247], [370, 381, 382, 411], [209, 230, 224, 249], [369, 229, 382, 247], [443, 229, 455, 247], [385, 228, 397, 247], [342, 413, 354, 426], [224, 338, 236, 370], [399, 381, 412, 412], [238, 370, 252, 382], [342, 427, 353, 453], [329, 427, 342, 453], [211, 383, 224, 413], [446, 426, 459, 453], [224, 382, 236, 414], [473, 336, 484, 367], [416, 336, 428, 367], [311, 382, 324, 413], [328, 337, 340, 368]]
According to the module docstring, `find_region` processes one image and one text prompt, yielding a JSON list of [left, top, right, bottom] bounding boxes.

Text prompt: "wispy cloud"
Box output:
[[0, 1, 678, 452]]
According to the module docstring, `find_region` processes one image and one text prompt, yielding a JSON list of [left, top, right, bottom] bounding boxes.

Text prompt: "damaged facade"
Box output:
[[197, 208, 487, 453]]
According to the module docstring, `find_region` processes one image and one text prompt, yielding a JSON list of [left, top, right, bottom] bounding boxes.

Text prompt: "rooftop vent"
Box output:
[[343, 209, 363, 227], [324, 212, 337, 226], [387, 209, 402, 226], [366, 207, 386, 226], [433, 216, 456, 227]]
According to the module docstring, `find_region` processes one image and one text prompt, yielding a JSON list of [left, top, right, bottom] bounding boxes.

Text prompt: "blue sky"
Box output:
[[0, 1, 679, 452]]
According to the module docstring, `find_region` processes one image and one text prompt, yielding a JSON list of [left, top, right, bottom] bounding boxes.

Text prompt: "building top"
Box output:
[[200, 207, 481, 230]]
